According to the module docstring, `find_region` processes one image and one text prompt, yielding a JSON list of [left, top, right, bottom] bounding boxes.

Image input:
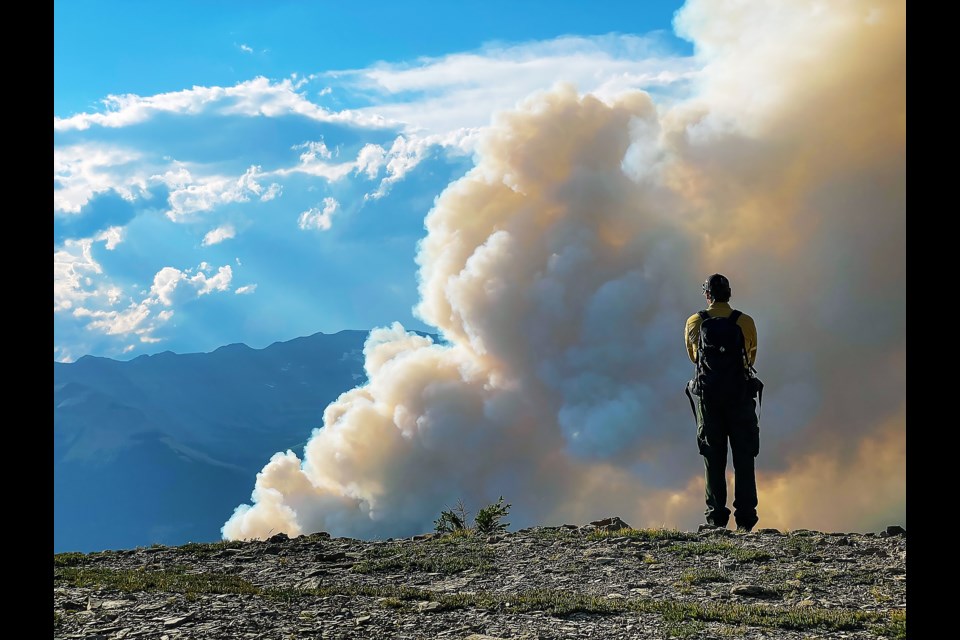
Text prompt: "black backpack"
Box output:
[[694, 309, 749, 402]]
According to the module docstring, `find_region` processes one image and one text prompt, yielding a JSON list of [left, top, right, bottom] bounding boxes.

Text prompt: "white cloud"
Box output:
[[235, 284, 258, 295], [151, 164, 194, 189], [96, 226, 125, 250], [202, 224, 236, 246], [165, 165, 281, 219], [54, 238, 105, 312], [150, 267, 186, 306], [330, 34, 696, 136], [354, 143, 387, 179], [275, 143, 356, 182], [293, 140, 333, 162], [191, 265, 233, 295], [54, 76, 391, 132], [261, 183, 281, 201], [54, 145, 148, 213], [59, 254, 236, 346], [54, 229, 134, 322], [240, 43, 253, 54], [73, 302, 152, 336], [297, 197, 340, 231]]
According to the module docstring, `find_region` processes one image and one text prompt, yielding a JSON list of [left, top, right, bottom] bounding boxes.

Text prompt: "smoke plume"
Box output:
[[224, 0, 904, 540]]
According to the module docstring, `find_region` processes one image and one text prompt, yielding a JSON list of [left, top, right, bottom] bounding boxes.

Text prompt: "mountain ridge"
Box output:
[[54, 328, 438, 553]]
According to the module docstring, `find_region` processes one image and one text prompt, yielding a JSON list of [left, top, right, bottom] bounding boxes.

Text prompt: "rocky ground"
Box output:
[[53, 518, 906, 639]]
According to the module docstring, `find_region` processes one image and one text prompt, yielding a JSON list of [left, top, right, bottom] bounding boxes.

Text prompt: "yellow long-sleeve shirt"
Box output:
[[684, 301, 758, 367]]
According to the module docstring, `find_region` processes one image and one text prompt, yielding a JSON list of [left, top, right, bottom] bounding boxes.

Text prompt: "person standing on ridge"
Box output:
[[684, 274, 762, 532]]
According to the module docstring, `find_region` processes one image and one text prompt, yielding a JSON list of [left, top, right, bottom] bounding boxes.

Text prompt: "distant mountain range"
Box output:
[[54, 329, 402, 552]]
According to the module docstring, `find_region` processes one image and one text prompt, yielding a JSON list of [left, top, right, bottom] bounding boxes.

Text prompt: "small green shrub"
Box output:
[[434, 500, 468, 533], [474, 496, 511, 534]]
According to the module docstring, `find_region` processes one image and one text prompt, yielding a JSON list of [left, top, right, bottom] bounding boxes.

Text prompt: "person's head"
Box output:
[[702, 273, 731, 303]]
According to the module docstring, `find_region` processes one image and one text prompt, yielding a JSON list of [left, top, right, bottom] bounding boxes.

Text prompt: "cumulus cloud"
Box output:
[[239, 43, 253, 54], [330, 34, 696, 137], [354, 143, 387, 179], [54, 145, 148, 213], [235, 284, 257, 295], [191, 265, 234, 295], [54, 238, 105, 312], [202, 224, 236, 246], [297, 198, 340, 231], [57, 252, 238, 345], [95, 226, 125, 250], [225, 0, 904, 541], [150, 266, 186, 306], [165, 165, 281, 220], [54, 76, 390, 132]]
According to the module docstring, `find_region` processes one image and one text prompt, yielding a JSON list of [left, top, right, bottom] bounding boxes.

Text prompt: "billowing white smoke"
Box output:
[[224, 0, 904, 540]]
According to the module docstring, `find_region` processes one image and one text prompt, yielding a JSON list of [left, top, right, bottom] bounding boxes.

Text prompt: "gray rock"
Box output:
[[355, 615, 372, 625], [589, 516, 632, 531], [267, 532, 290, 543], [53, 522, 906, 639], [885, 525, 906, 536], [731, 584, 780, 599], [162, 612, 195, 627]]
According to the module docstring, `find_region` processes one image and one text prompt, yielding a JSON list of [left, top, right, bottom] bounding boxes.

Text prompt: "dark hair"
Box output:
[[703, 274, 731, 302]]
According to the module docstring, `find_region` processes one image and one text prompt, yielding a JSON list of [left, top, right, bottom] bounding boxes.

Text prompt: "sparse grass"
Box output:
[[433, 528, 476, 542], [351, 538, 495, 575], [680, 568, 731, 585], [54, 552, 88, 567], [587, 527, 698, 543], [640, 599, 893, 635], [642, 554, 658, 564], [53, 567, 906, 638], [663, 620, 707, 638], [55, 567, 258, 595], [378, 597, 407, 610], [666, 541, 772, 563], [784, 536, 816, 554], [716, 623, 750, 637], [871, 585, 892, 603], [178, 540, 246, 557], [871, 609, 906, 640], [524, 527, 580, 542], [793, 569, 824, 583]]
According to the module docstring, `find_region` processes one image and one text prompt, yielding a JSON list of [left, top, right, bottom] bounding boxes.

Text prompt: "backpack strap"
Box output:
[[697, 310, 710, 321], [729, 309, 742, 323]]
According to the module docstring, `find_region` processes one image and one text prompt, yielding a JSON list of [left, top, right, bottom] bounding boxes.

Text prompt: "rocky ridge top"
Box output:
[[53, 518, 906, 639]]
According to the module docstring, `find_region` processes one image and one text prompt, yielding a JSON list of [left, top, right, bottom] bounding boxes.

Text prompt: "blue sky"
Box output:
[[54, 0, 694, 361]]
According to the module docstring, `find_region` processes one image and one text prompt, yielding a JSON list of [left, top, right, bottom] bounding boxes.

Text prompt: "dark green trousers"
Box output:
[[693, 394, 760, 529]]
